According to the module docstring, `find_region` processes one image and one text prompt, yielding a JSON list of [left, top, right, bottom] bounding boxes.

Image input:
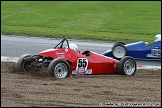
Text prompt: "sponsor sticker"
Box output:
[[72, 70, 77, 74], [85, 69, 92, 74], [65, 48, 68, 52]]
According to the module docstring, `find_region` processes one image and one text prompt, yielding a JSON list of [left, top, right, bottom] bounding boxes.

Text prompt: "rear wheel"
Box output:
[[112, 44, 127, 59], [48, 59, 70, 78], [118, 56, 136, 75], [16, 54, 32, 72], [114, 42, 125, 46]]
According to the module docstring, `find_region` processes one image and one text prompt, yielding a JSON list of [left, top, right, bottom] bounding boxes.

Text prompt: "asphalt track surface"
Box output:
[[1, 34, 161, 66]]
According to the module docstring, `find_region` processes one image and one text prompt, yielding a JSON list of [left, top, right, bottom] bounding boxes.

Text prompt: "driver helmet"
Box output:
[[154, 34, 161, 42], [69, 43, 78, 51]]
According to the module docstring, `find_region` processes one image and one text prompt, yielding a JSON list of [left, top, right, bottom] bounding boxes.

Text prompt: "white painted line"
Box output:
[[1, 56, 19, 62], [1, 56, 161, 70], [137, 65, 161, 70]]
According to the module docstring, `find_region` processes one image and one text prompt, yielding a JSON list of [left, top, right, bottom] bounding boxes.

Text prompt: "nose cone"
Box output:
[[38, 49, 58, 58]]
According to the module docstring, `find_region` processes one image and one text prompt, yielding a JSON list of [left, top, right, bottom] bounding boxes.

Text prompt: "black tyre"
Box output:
[[118, 56, 136, 75], [112, 44, 127, 59], [16, 54, 32, 72], [114, 42, 126, 46], [48, 58, 70, 78]]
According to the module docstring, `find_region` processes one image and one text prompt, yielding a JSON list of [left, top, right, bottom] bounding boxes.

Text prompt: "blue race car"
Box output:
[[102, 34, 161, 60]]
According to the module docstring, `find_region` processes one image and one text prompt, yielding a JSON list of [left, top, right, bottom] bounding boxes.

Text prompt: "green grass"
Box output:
[[1, 1, 161, 43]]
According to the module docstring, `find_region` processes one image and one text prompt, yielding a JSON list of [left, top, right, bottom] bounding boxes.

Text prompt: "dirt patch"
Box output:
[[1, 62, 161, 107]]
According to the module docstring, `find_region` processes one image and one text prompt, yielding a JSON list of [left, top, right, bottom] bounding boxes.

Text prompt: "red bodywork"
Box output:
[[38, 48, 119, 75]]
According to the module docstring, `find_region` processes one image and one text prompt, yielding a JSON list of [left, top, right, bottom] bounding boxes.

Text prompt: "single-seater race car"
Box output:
[[102, 34, 161, 60], [16, 38, 137, 78]]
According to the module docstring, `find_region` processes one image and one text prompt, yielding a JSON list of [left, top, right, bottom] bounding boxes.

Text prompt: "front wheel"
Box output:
[[48, 59, 70, 78], [118, 56, 136, 75], [15, 54, 32, 72]]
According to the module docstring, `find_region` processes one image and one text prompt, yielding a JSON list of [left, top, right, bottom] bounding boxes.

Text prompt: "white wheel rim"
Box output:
[[54, 63, 68, 78], [113, 46, 126, 58], [124, 59, 136, 75]]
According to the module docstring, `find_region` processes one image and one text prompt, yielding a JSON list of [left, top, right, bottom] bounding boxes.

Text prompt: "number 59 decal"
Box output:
[[76, 58, 88, 72]]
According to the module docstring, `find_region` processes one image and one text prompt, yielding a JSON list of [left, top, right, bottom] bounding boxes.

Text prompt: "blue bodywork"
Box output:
[[102, 41, 161, 60]]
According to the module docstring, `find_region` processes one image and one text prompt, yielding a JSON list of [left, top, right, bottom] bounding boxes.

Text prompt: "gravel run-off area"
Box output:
[[1, 62, 161, 107]]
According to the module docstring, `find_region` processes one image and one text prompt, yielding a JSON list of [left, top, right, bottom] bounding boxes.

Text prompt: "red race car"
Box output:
[[16, 38, 137, 78]]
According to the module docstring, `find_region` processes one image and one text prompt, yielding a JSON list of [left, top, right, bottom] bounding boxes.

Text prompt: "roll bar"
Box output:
[[54, 38, 69, 49]]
